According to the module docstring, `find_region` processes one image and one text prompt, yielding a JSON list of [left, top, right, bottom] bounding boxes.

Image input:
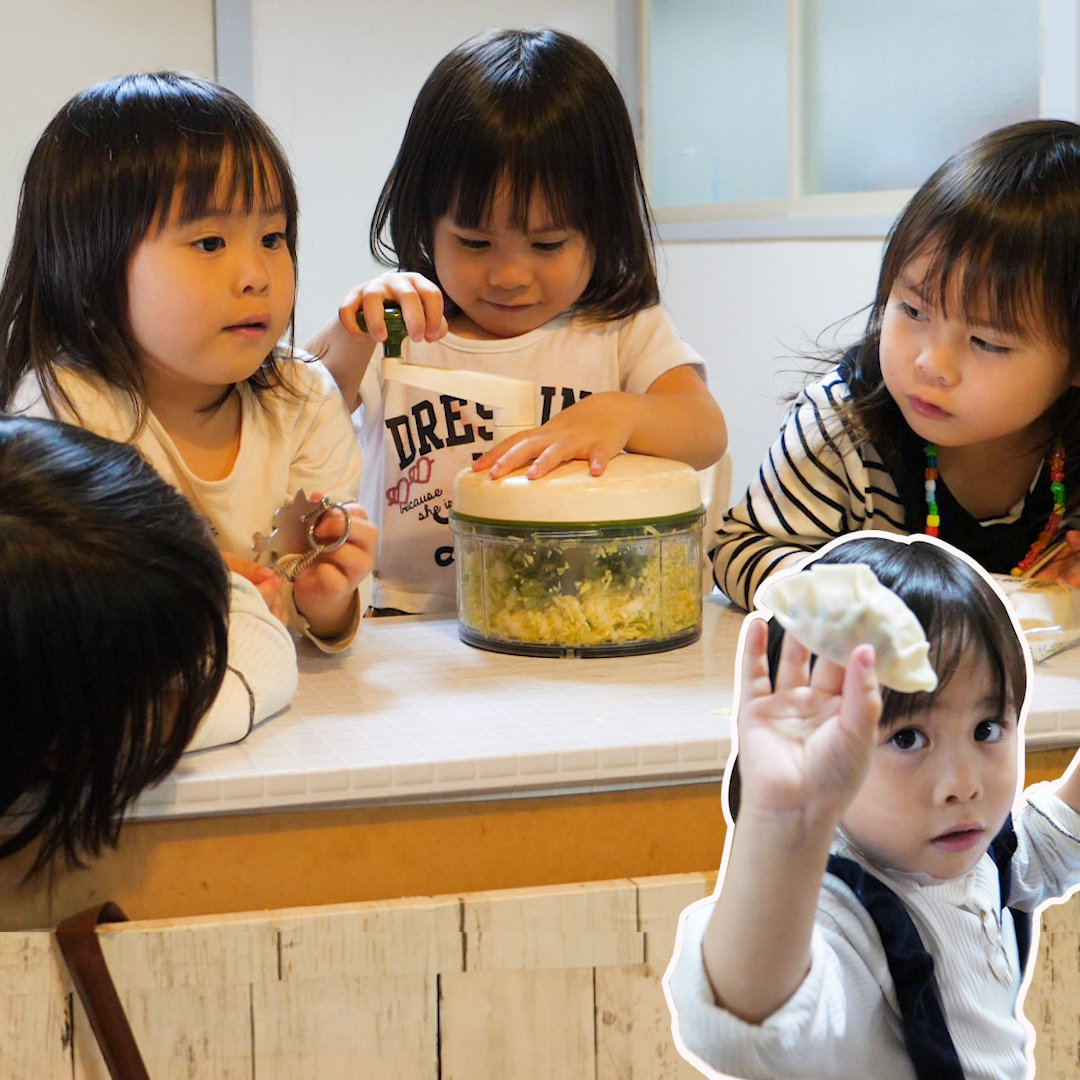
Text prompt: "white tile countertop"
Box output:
[[131, 596, 1080, 821]]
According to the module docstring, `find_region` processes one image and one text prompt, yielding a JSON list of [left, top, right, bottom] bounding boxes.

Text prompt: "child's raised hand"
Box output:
[[291, 502, 378, 640], [315, 272, 448, 412], [735, 618, 883, 824], [473, 391, 635, 480], [339, 271, 447, 346]]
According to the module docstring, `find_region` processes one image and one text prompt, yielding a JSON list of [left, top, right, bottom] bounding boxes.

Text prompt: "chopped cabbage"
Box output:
[[458, 535, 700, 647]]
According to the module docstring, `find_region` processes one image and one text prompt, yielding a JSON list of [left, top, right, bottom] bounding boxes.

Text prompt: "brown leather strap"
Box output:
[[55, 903, 151, 1080]]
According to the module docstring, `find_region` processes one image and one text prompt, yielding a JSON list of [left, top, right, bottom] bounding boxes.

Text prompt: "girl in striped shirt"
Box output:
[[714, 120, 1080, 609]]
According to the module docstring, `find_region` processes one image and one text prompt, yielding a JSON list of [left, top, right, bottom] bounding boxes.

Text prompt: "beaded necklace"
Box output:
[[923, 439, 1065, 576]]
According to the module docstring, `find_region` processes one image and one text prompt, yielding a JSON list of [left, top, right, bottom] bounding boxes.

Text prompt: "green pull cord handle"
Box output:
[[357, 303, 407, 358]]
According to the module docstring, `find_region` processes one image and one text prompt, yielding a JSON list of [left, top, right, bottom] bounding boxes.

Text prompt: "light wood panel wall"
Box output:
[[2, 874, 1078, 1078]]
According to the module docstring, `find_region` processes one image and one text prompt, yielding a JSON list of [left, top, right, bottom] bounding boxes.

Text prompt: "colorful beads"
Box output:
[[923, 445, 940, 539], [926, 438, 1065, 577]]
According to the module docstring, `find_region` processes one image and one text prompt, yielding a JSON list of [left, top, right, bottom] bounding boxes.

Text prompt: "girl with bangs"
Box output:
[[714, 120, 1080, 611], [310, 28, 726, 615], [667, 535, 1080, 1080], [0, 72, 375, 652]]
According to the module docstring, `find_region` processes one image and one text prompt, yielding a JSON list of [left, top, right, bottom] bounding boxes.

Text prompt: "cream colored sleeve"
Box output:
[[185, 573, 299, 752]]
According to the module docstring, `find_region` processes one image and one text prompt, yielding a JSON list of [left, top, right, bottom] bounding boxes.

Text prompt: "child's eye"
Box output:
[[897, 300, 924, 321], [971, 336, 1011, 355], [193, 236, 225, 253], [889, 727, 928, 751], [262, 231, 287, 250], [533, 240, 567, 253], [974, 719, 1005, 743], [456, 236, 489, 251]]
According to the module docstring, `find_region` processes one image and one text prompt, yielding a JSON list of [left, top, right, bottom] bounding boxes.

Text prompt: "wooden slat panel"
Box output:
[[0, 932, 70, 996], [275, 895, 463, 979], [463, 879, 642, 971], [95, 923, 277, 989], [71, 985, 253, 1080], [1026, 894, 1080, 1080], [253, 974, 437, 1080], [441, 967, 594, 1080], [0, 990, 72, 1080], [596, 963, 706, 1080], [633, 873, 714, 966]]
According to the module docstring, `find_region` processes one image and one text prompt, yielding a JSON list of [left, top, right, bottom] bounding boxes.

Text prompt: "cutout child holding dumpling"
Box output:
[[665, 533, 1080, 1080]]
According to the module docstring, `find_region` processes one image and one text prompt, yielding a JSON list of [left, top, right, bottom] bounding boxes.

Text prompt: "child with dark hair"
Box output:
[[0, 415, 297, 873], [666, 535, 1080, 1080], [0, 71, 375, 648], [310, 27, 726, 614], [715, 121, 1080, 610]]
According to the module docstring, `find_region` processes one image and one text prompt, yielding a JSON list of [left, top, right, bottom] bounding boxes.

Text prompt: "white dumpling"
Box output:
[[757, 563, 938, 693]]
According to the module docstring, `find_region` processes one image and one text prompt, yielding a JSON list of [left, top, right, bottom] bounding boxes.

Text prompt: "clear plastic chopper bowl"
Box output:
[[450, 456, 704, 658]]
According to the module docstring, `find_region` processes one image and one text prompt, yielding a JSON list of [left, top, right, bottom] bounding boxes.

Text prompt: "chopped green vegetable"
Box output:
[[458, 533, 701, 647]]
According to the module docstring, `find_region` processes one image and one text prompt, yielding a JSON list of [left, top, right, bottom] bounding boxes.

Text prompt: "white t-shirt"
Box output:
[[356, 305, 705, 613], [14, 357, 362, 556], [14, 355, 364, 652]]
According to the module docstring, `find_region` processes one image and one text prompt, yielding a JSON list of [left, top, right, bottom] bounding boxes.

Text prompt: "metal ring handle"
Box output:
[[306, 500, 352, 554]]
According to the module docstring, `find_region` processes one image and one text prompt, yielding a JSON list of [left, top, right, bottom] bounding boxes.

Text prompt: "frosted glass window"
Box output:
[[802, 0, 1040, 195], [645, 0, 1041, 211], [647, 0, 787, 207]]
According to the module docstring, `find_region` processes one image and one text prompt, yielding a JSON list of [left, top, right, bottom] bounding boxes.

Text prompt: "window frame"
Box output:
[[624, 0, 1080, 241]]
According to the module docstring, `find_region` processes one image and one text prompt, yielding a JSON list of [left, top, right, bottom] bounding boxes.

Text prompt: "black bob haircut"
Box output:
[[844, 120, 1080, 455], [370, 27, 659, 321], [0, 415, 230, 873], [728, 537, 1027, 820], [0, 71, 299, 421]]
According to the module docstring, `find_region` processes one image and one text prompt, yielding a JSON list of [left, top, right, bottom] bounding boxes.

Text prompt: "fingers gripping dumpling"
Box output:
[[757, 563, 938, 692]]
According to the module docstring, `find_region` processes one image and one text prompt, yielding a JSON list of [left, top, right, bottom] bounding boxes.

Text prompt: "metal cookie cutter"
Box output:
[[252, 490, 352, 582]]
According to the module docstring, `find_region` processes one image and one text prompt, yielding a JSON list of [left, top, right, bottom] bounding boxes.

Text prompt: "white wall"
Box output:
[[659, 238, 882, 495], [0, 0, 215, 263]]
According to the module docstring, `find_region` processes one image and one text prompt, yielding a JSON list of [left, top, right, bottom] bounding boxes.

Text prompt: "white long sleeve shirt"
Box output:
[[665, 784, 1080, 1080]]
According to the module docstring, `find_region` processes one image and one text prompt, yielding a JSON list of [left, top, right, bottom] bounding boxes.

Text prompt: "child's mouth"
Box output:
[[909, 395, 952, 421], [225, 319, 269, 338], [931, 826, 985, 853]]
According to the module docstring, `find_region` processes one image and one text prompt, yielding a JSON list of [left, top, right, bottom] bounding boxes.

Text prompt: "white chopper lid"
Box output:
[[453, 455, 703, 523]]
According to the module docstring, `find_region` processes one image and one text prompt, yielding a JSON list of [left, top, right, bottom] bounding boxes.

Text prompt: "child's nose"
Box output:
[[488, 254, 530, 291], [915, 342, 960, 386], [937, 749, 982, 803], [237, 246, 272, 295]]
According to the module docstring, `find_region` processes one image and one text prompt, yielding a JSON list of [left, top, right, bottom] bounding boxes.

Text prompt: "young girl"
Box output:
[[0, 72, 375, 648], [714, 120, 1080, 611], [310, 28, 726, 614], [665, 534, 1080, 1080], [0, 415, 296, 874]]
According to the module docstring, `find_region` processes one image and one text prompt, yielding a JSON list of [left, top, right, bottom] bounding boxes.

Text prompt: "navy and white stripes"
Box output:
[[711, 370, 907, 610]]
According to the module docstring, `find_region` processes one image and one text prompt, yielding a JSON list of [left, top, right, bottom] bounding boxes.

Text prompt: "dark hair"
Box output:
[[0, 71, 299, 422], [843, 120, 1080, 458], [370, 27, 659, 322], [0, 415, 230, 873], [729, 536, 1026, 820]]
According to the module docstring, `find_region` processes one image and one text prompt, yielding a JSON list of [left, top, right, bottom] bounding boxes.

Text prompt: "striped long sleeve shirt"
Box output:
[[711, 369, 907, 610]]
